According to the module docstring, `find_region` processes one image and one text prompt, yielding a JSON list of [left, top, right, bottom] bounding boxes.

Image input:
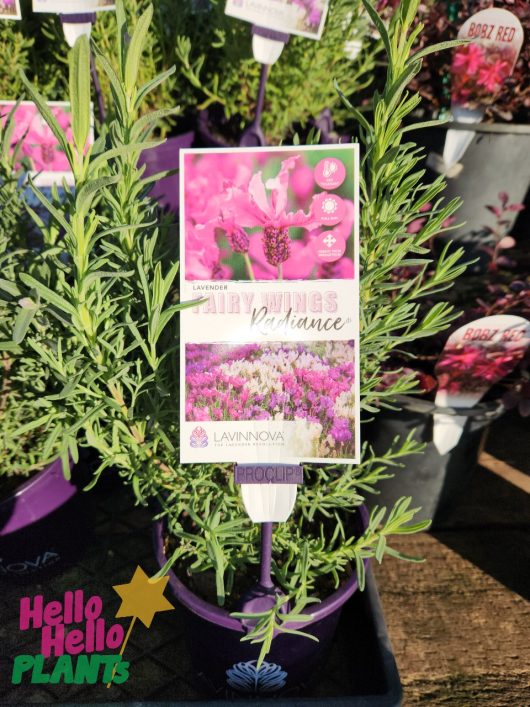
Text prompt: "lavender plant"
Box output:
[[175, 0, 380, 142], [2, 0, 467, 664]]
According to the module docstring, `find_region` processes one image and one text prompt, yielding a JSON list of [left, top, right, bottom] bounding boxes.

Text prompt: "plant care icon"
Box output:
[[190, 426, 208, 448], [322, 160, 337, 179], [315, 157, 346, 190]]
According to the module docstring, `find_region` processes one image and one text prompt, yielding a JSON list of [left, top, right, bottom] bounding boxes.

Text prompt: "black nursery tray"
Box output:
[[0, 486, 401, 707]]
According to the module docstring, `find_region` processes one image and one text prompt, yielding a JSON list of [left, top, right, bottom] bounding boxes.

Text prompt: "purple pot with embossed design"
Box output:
[[153, 505, 369, 697], [0, 458, 90, 582]]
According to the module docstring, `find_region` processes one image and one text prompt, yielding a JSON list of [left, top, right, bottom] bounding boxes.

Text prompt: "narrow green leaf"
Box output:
[[70, 35, 91, 156], [19, 72, 74, 172], [19, 273, 77, 317], [13, 305, 38, 344], [124, 5, 153, 94]]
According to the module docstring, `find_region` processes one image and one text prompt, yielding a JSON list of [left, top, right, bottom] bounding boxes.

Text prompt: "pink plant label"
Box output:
[[435, 314, 530, 407], [0, 0, 21, 20], [225, 0, 329, 41], [451, 8, 524, 108], [314, 157, 346, 190], [313, 193, 346, 226], [0, 101, 94, 187], [179, 145, 360, 465], [313, 231, 346, 263]]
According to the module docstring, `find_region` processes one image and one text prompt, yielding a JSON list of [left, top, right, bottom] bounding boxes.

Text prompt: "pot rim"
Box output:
[[153, 504, 369, 634], [380, 394, 504, 420], [0, 457, 75, 536]]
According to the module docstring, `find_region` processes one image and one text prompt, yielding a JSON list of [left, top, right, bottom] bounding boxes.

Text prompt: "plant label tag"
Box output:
[[235, 464, 302, 522], [433, 315, 530, 454], [0, 0, 21, 20], [441, 8, 524, 171], [235, 464, 303, 484], [62, 18, 94, 48], [452, 8, 524, 109], [179, 144, 360, 465], [32, 0, 115, 12], [225, 0, 329, 41], [0, 100, 94, 187]]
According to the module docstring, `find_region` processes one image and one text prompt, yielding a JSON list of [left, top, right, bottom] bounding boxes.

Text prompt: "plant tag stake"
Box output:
[[433, 315, 530, 455], [432, 8, 523, 174], [235, 463, 302, 522], [235, 464, 302, 616], [60, 12, 96, 49], [239, 26, 290, 146]]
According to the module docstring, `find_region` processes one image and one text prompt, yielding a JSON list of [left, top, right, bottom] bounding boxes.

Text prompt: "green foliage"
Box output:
[[0, 0, 468, 664], [175, 0, 380, 142], [0, 104, 61, 482], [351, 0, 467, 414]]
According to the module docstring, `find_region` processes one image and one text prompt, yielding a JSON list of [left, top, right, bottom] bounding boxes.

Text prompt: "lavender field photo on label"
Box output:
[[185, 341, 356, 459]]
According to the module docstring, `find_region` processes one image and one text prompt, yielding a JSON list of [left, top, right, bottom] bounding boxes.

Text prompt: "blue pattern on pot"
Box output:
[[226, 659, 287, 694]]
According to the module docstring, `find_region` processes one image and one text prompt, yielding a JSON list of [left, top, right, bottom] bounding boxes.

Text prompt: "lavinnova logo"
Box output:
[[190, 426, 208, 448], [0, 551, 60, 576], [11, 566, 174, 687]]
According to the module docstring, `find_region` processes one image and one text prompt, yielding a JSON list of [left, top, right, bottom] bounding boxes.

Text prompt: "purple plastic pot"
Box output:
[[139, 132, 195, 213], [0, 458, 89, 582], [153, 505, 369, 697]]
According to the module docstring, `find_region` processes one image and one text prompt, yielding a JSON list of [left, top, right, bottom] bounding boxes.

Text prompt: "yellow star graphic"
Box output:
[[113, 565, 174, 628]]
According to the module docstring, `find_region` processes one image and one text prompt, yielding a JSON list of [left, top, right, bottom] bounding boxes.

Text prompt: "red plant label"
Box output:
[[451, 8, 524, 108], [435, 315, 530, 407]]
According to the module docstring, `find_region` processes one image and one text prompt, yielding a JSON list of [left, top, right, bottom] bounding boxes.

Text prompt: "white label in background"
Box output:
[[225, 0, 329, 40], [0, 0, 22, 20], [32, 0, 115, 13], [432, 314, 530, 454], [451, 8, 523, 108], [179, 144, 360, 465]]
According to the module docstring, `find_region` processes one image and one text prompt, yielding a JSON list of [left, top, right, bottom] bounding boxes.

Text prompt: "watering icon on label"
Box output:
[[315, 157, 346, 190]]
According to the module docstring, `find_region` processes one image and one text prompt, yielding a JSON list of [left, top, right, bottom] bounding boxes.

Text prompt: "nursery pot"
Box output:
[[365, 395, 505, 527], [139, 132, 195, 213], [153, 505, 369, 697], [412, 121, 530, 273], [0, 458, 89, 582]]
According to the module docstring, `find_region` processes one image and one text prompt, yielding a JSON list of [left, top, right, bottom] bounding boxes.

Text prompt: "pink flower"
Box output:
[[231, 156, 321, 270], [452, 44, 485, 77], [477, 60, 510, 93]]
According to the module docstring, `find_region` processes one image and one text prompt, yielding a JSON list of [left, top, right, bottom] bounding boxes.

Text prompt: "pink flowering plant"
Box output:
[[185, 341, 356, 458], [184, 149, 355, 281]]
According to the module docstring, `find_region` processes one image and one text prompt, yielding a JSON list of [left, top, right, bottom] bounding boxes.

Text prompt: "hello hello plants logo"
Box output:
[[11, 566, 174, 686]]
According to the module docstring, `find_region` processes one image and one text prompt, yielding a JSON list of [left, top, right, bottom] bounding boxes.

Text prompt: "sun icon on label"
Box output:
[[322, 197, 338, 214]]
